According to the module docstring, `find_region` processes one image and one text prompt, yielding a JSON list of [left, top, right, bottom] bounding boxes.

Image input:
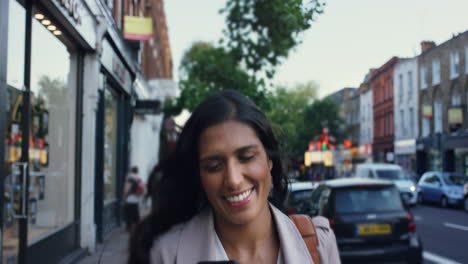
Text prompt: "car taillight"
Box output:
[[286, 208, 298, 215], [407, 213, 416, 232]]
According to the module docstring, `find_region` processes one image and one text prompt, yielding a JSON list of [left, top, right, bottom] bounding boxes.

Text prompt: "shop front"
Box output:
[[94, 37, 134, 242], [0, 0, 96, 262], [395, 139, 416, 172]]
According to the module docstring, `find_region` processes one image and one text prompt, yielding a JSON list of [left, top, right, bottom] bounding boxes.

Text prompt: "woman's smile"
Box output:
[[224, 187, 255, 207]]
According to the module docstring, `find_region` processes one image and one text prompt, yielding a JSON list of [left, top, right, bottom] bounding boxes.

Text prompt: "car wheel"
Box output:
[[417, 193, 423, 205], [440, 196, 448, 208]]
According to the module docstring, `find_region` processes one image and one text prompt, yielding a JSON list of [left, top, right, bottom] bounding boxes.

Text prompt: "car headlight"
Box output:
[[410, 185, 416, 192]]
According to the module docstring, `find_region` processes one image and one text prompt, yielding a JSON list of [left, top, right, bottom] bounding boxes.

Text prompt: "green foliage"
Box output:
[[169, 0, 326, 115], [303, 97, 345, 145], [175, 42, 270, 113], [266, 81, 318, 160], [266, 84, 344, 162], [221, 0, 325, 77]]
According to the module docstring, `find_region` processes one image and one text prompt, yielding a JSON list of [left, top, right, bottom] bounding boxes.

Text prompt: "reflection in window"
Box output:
[[6, 0, 26, 89], [26, 5, 75, 244], [104, 89, 118, 202]]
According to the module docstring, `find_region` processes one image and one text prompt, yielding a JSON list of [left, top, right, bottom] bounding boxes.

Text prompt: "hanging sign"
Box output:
[[448, 107, 463, 124], [423, 105, 432, 119], [123, 16, 153, 40]]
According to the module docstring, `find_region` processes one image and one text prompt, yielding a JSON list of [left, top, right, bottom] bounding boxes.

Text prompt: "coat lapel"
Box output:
[[177, 207, 217, 264], [270, 204, 314, 263], [176, 205, 314, 264]]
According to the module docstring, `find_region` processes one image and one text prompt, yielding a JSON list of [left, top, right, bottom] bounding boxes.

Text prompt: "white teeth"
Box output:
[[226, 188, 253, 203]]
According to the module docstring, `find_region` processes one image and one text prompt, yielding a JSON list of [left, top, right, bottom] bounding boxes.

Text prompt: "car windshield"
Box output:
[[375, 169, 406, 180], [443, 174, 468, 186], [290, 190, 313, 204], [335, 186, 404, 214]]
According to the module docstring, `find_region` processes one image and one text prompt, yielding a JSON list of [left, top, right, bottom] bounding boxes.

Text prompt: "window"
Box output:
[[422, 118, 430, 137], [432, 59, 440, 85], [399, 74, 403, 102], [104, 88, 119, 202], [450, 50, 460, 79], [420, 66, 428, 89], [434, 100, 443, 133], [400, 110, 405, 137], [452, 94, 461, 106], [409, 108, 414, 137], [465, 46, 468, 74], [408, 71, 413, 99]]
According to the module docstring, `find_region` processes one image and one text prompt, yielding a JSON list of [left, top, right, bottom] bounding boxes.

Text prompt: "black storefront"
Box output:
[[0, 0, 95, 263], [94, 36, 134, 242], [416, 132, 468, 175]]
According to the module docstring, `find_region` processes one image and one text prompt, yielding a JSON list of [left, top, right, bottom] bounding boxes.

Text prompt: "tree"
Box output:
[[266, 81, 318, 160], [221, 0, 325, 77], [168, 0, 326, 115], [302, 97, 345, 149], [170, 42, 269, 114]]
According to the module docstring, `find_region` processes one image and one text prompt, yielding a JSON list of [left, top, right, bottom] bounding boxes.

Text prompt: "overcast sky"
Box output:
[[165, 0, 468, 97]]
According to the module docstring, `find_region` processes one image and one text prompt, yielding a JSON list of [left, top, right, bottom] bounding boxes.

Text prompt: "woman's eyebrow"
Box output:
[[199, 154, 223, 163], [199, 144, 259, 162], [235, 144, 259, 154]]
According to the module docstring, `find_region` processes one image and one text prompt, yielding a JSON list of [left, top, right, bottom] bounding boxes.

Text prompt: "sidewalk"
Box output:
[[77, 227, 129, 264]]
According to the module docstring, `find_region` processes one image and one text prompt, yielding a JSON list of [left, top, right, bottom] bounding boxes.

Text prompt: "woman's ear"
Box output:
[[268, 159, 273, 171]]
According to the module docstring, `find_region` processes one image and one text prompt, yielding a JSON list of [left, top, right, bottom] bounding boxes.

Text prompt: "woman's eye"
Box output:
[[239, 155, 254, 162], [204, 163, 222, 172]]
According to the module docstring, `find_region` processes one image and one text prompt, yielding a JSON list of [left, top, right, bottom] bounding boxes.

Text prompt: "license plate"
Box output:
[[357, 224, 391, 235]]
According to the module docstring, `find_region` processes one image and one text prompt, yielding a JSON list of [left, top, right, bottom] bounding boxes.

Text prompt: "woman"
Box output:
[[129, 90, 340, 264]]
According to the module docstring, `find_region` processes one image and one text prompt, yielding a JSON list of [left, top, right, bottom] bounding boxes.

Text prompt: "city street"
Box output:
[[412, 205, 468, 264]]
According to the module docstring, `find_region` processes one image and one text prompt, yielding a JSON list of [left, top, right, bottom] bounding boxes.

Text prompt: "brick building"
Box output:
[[371, 57, 399, 162], [416, 32, 468, 175]]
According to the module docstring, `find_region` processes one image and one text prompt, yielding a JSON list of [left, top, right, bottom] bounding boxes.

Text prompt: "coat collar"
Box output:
[[176, 204, 313, 264]]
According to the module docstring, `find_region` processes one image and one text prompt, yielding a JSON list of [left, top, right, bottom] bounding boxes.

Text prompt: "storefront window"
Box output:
[[455, 148, 468, 175], [6, 0, 25, 89], [427, 148, 442, 172], [27, 6, 76, 243], [104, 89, 118, 202]]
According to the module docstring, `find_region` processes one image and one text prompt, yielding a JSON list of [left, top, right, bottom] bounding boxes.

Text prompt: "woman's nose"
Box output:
[[224, 161, 243, 188]]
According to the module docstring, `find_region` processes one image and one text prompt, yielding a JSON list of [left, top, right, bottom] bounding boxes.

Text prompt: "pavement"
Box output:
[[77, 227, 129, 264]]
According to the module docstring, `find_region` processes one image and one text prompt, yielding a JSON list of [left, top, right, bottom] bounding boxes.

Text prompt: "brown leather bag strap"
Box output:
[[290, 214, 321, 264]]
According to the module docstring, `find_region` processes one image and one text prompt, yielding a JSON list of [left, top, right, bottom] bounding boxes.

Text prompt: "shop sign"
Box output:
[[58, 0, 82, 24], [51, 0, 96, 48], [448, 107, 463, 124], [423, 105, 432, 119], [123, 16, 153, 40], [101, 39, 132, 94]]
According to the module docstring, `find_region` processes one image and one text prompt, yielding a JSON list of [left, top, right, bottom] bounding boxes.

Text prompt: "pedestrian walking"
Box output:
[[128, 90, 340, 264], [123, 166, 144, 232]]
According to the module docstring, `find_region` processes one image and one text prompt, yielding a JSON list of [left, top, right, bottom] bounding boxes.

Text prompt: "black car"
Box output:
[[306, 178, 423, 263]]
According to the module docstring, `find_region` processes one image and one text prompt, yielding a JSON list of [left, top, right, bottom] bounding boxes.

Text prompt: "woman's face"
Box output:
[[198, 120, 273, 226]]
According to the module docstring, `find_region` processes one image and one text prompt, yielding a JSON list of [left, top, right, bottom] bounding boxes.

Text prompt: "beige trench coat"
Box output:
[[151, 204, 341, 264]]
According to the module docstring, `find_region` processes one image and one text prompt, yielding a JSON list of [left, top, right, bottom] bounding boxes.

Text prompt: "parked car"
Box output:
[[354, 163, 418, 206], [417, 171, 467, 208], [307, 178, 423, 263], [285, 181, 318, 215]]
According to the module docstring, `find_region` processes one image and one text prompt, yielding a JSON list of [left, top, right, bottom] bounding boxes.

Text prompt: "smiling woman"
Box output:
[[129, 90, 340, 264]]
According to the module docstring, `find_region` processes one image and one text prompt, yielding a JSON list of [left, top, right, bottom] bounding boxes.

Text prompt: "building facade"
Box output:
[[358, 74, 373, 161], [416, 32, 468, 175], [0, 0, 170, 263], [393, 57, 418, 172], [371, 57, 399, 163]]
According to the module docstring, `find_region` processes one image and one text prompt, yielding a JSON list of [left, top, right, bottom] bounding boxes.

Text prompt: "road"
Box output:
[[411, 204, 468, 264]]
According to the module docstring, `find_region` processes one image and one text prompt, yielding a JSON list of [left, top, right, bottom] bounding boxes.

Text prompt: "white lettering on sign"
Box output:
[[59, 0, 82, 25]]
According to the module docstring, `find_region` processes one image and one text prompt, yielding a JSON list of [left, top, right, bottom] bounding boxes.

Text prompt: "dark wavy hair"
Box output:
[[128, 90, 289, 264]]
